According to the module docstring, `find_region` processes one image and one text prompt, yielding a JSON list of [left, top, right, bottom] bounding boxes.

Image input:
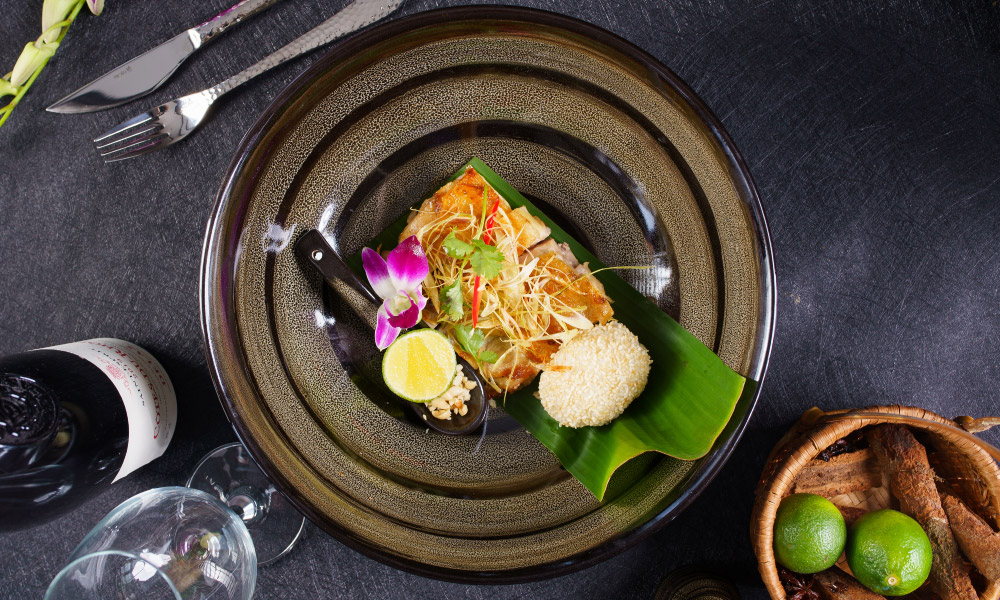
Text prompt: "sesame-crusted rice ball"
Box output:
[[538, 321, 651, 428]]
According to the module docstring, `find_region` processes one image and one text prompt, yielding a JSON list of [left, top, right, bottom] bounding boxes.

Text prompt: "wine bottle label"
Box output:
[[46, 339, 177, 482]]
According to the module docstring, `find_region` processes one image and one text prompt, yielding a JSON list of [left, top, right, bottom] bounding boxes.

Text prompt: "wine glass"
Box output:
[[186, 442, 306, 565], [45, 486, 256, 600], [46, 442, 307, 598]]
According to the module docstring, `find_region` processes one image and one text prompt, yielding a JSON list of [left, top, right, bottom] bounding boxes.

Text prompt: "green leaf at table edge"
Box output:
[[347, 158, 746, 501]]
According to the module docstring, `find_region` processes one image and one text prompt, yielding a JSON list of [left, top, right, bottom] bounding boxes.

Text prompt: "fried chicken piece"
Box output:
[[401, 167, 612, 394], [531, 251, 613, 326], [401, 167, 550, 253]]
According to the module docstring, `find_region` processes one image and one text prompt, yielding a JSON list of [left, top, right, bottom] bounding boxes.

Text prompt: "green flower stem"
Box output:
[[0, 0, 85, 129]]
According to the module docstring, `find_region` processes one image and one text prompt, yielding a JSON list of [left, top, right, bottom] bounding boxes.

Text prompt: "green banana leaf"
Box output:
[[349, 158, 746, 500]]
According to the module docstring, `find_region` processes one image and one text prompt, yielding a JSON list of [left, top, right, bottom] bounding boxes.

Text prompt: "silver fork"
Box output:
[[94, 0, 404, 163]]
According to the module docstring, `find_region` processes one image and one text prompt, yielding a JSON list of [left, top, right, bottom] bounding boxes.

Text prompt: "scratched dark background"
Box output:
[[2, 0, 1000, 598]]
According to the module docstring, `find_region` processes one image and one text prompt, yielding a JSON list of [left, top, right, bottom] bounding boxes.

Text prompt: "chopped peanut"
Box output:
[[428, 365, 477, 420]]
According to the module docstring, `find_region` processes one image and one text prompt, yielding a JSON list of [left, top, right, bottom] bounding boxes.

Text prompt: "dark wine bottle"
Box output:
[[0, 339, 176, 531]]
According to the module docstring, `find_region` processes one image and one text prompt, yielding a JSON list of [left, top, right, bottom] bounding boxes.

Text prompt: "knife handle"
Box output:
[[207, 0, 403, 99], [193, 0, 282, 45]]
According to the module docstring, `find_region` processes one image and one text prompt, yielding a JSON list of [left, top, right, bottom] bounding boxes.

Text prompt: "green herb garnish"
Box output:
[[442, 231, 473, 258], [441, 278, 464, 321], [468, 240, 504, 279], [453, 323, 499, 364], [441, 231, 504, 280]]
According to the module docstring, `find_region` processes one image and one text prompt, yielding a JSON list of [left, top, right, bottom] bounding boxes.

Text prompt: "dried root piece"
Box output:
[[866, 425, 978, 600], [818, 430, 869, 461], [953, 416, 1000, 434], [836, 505, 868, 527], [813, 568, 885, 600], [794, 448, 882, 498], [942, 493, 1000, 582]]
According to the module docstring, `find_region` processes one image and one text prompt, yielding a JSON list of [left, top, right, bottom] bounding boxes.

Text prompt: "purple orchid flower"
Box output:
[[362, 235, 429, 349]]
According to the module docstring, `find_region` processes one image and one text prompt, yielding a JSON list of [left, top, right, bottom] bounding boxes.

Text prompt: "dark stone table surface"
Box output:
[[2, 1, 999, 598]]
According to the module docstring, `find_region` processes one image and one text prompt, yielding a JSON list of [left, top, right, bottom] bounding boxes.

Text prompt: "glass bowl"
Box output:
[[200, 6, 775, 583]]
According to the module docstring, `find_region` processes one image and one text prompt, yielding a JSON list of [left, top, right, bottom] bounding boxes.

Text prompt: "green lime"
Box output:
[[382, 329, 456, 402], [846, 509, 932, 596], [773, 493, 847, 574]]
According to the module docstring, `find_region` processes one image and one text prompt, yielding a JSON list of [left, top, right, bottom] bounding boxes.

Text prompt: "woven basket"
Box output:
[[752, 405, 1000, 600]]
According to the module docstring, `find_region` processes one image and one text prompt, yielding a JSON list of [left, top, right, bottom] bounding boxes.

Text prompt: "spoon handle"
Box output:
[[295, 228, 489, 436], [296, 229, 379, 330]]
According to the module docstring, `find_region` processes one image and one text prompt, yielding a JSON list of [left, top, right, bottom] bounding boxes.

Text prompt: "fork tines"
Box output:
[[93, 92, 213, 162], [93, 108, 172, 163]]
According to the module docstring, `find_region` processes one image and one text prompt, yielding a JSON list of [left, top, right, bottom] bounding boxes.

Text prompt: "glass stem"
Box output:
[[226, 485, 268, 525]]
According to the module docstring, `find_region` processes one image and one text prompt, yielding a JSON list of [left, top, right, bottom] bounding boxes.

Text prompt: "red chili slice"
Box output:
[[472, 194, 502, 327]]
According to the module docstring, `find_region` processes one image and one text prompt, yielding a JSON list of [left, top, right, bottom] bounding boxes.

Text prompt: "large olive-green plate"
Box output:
[[200, 6, 774, 583]]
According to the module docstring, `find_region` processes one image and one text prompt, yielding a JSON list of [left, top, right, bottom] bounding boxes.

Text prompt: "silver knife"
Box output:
[[93, 0, 406, 161], [47, 0, 282, 113]]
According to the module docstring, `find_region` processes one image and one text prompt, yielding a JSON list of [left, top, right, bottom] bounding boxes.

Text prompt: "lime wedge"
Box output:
[[382, 329, 456, 402]]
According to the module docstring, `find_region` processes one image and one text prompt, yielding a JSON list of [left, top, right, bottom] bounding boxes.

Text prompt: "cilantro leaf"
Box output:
[[442, 231, 473, 258], [470, 240, 504, 279], [453, 324, 499, 365], [441, 279, 464, 321], [453, 323, 485, 357], [476, 350, 499, 364], [443, 229, 503, 279]]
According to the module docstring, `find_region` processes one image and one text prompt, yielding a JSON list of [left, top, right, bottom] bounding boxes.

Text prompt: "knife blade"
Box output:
[[47, 31, 199, 114], [47, 0, 281, 114]]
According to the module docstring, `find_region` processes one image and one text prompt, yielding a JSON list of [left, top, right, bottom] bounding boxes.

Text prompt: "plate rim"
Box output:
[[199, 4, 775, 584]]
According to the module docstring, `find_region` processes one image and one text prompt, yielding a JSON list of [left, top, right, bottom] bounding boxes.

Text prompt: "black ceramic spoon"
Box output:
[[296, 228, 488, 436]]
